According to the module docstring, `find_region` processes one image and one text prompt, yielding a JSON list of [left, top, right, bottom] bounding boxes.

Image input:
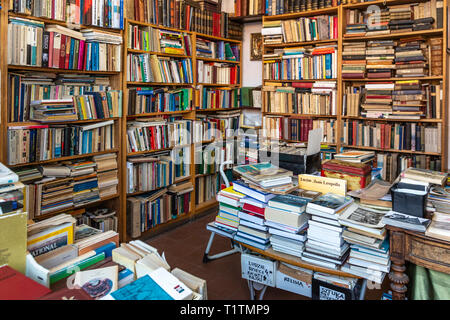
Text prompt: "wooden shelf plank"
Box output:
[[127, 82, 194, 86], [264, 78, 337, 82], [342, 116, 443, 123], [342, 76, 443, 82], [127, 147, 173, 156], [229, 14, 263, 23], [343, 28, 443, 41], [197, 83, 240, 87], [7, 118, 120, 126], [263, 7, 339, 21], [126, 48, 192, 58], [127, 19, 194, 34], [8, 65, 120, 75], [126, 111, 192, 119], [343, 0, 434, 9], [9, 149, 120, 168], [264, 38, 338, 48], [196, 57, 240, 64], [195, 32, 242, 43], [263, 112, 337, 117]]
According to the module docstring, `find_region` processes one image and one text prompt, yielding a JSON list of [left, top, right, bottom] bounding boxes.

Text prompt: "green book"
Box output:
[[224, 43, 236, 61], [240, 87, 254, 107]]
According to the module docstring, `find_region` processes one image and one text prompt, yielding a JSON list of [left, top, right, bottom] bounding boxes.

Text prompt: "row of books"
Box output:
[[194, 144, 219, 176], [265, 0, 338, 16], [263, 116, 336, 143], [75, 208, 118, 233], [197, 87, 241, 110], [127, 87, 193, 115], [192, 119, 222, 143], [127, 54, 194, 83], [8, 73, 116, 123], [127, 182, 193, 238], [263, 81, 336, 115], [127, 25, 192, 56], [126, 118, 192, 153], [126, 0, 233, 38], [17, 153, 118, 218], [126, 156, 175, 194], [345, 1, 444, 37], [7, 120, 115, 165], [263, 46, 338, 80], [373, 152, 442, 182], [196, 110, 242, 139], [10, 0, 124, 29], [343, 81, 443, 120], [197, 61, 240, 85], [8, 19, 122, 71], [233, 0, 265, 16], [195, 174, 221, 205], [196, 38, 239, 61], [342, 120, 442, 153], [262, 15, 338, 45]]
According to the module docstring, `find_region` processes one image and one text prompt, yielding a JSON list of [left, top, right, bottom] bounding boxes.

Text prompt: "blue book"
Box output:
[[94, 242, 117, 258], [325, 54, 332, 79], [234, 234, 270, 251], [232, 180, 275, 203], [110, 275, 173, 300]]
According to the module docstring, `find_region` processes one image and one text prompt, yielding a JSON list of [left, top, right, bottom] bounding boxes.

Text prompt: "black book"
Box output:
[[413, 24, 433, 31], [389, 19, 414, 25], [42, 31, 50, 68], [431, 85, 436, 118], [405, 123, 411, 150], [413, 17, 434, 24]]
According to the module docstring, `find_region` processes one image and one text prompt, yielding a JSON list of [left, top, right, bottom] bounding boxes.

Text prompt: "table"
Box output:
[[237, 242, 367, 300], [387, 225, 450, 300]]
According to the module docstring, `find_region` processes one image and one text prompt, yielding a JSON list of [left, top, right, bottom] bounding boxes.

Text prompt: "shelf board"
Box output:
[[127, 19, 194, 34], [342, 76, 443, 82], [7, 117, 120, 126], [229, 14, 263, 23], [126, 110, 192, 119], [195, 198, 218, 211], [343, 0, 433, 9], [8, 65, 121, 75], [125, 179, 194, 197], [263, 112, 337, 118], [32, 194, 120, 221], [126, 48, 191, 58], [264, 38, 338, 48], [9, 12, 122, 33], [341, 145, 441, 156], [195, 57, 240, 64], [127, 147, 173, 156], [342, 116, 443, 123], [127, 82, 194, 86], [195, 32, 242, 43], [195, 107, 242, 112], [263, 7, 339, 21], [197, 83, 240, 87], [133, 212, 191, 239], [9, 149, 120, 168], [264, 79, 337, 82], [343, 28, 443, 41]]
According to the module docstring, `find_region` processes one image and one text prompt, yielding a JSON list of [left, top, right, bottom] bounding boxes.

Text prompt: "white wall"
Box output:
[[242, 22, 263, 87]]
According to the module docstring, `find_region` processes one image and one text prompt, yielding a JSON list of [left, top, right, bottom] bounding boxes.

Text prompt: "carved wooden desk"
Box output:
[[387, 225, 450, 300]]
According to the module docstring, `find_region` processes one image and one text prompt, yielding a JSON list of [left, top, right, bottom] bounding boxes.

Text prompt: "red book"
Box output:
[[39, 288, 94, 300], [65, 38, 71, 69], [333, 17, 338, 38], [380, 123, 385, 149], [0, 265, 51, 300], [59, 34, 66, 69], [291, 82, 313, 88], [243, 203, 265, 217]]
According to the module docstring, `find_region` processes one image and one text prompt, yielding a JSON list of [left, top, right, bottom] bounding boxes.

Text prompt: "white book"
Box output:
[[240, 219, 268, 232], [148, 267, 193, 300], [306, 239, 348, 253], [301, 256, 337, 270], [270, 235, 305, 247], [238, 211, 265, 226], [216, 194, 241, 207], [341, 263, 386, 284], [265, 220, 305, 233], [350, 250, 390, 265], [236, 231, 269, 244], [305, 207, 340, 220], [81, 120, 115, 131], [311, 215, 341, 227], [269, 227, 307, 242], [348, 257, 391, 273], [308, 219, 343, 232], [271, 246, 303, 257], [307, 234, 343, 247]]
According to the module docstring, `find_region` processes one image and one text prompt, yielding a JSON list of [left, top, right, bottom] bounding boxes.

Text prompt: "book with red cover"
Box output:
[[292, 82, 313, 88], [242, 203, 265, 217], [59, 34, 67, 69], [39, 288, 94, 300], [0, 265, 51, 300]]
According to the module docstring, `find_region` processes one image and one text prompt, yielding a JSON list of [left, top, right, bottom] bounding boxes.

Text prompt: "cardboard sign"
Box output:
[[298, 174, 347, 196], [241, 253, 276, 287]]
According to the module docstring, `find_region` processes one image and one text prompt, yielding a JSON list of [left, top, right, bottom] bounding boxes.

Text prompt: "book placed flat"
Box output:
[[306, 193, 354, 215]]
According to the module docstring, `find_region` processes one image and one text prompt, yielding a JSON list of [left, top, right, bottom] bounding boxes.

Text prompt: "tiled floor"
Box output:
[[145, 209, 389, 300]]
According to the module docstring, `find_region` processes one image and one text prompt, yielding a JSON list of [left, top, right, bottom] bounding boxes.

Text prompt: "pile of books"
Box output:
[[338, 203, 390, 284], [366, 9, 390, 36], [303, 193, 354, 269], [394, 38, 428, 78], [196, 39, 239, 61], [389, 4, 413, 33], [93, 153, 118, 198], [361, 82, 394, 118], [0, 163, 25, 217], [341, 42, 366, 79], [262, 20, 283, 45], [366, 40, 395, 79], [391, 80, 425, 119], [334, 151, 375, 164], [212, 186, 243, 237], [76, 208, 118, 232], [237, 132, 259, 164], [30, 99, 78, 122], [127, 87, 193, 115], [345, 23, 366, 37], [265, 194, 310, 257]]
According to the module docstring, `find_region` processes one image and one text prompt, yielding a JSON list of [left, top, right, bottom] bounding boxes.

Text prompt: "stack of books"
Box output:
[[394, 38, 428, 78], [338, 203, 390, 284], [345, 23, 366, 37], [72, 171, 101, 207], [0, 163, 25, 217], [365, 40, 395, 79], [366, 9, 390, 36], [388, 5, 413, 33], [77, 208, 118, 232], [429, 38, 443, 76], [303, 193, 354, 269], [30, 99, 78, 122], [334, 151, 375, 164], [391, 80, 425, 119], [361, 82, 394, 118], [262, 20, 283, 45], [93, 153, 118, 198], [342, 42, 366, 79], [265, 194, 310, 257], [38, 178, 74, 215], [233, 162, 293, 190], [213, 186, 244, 237]]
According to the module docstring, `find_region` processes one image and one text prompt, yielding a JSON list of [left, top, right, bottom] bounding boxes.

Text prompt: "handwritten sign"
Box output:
[[241, 253, 276, 287], [298, 174, 347, 196]]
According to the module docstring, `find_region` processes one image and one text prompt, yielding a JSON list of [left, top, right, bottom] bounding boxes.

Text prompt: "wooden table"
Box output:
[[387, 225, 450, 300]]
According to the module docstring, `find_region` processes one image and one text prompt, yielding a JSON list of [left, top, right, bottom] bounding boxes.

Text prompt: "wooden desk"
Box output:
[[387, 225, 450, 300]]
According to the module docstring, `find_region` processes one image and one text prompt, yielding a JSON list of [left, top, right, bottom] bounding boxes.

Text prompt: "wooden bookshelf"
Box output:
[[0, 0, 125, 239], [121, 18, 242, 241]]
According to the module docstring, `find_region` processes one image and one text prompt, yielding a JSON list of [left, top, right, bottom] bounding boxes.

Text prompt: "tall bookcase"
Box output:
[[121, 18, 243, 241], [261, 0, 448, 175], [0, 0, 125, 236]]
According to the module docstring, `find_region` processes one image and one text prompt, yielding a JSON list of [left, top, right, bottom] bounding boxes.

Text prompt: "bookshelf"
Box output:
[[0, 0, 126, 238], [121, 18, 243, 241], [261, 0, 448, 177]]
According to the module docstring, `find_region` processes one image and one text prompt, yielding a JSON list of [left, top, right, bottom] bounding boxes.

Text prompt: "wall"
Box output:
[[242, 22, 263, 87]]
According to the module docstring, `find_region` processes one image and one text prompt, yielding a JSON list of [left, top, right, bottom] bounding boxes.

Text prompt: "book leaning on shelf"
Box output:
[[128, 25, 193, 56], [127, 87, 193, 115], [126, 118, 192, 153], [7, 120, 115, 165], [263, 81, 337, 115], [127, 54, 194, 83], [10, 0, 124, 29], [8, 19, 122, 71]]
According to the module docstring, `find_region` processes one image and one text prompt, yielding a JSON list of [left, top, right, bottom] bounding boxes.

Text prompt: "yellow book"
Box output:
[[0, 211, 27, 274], [79, 96, 88, 119], [27, 222, 74, 258]]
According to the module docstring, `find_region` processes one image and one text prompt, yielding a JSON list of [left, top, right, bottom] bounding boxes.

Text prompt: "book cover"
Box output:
[[0, 265, 51, 300], [74, 265, 119, 299]]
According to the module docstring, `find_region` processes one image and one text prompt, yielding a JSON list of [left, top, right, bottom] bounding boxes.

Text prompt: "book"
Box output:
[[73, 266, 119, 299], [306, 193, 354, 215], [0, 211, 27, 274], [267, 194, 309, 213], [382, 211, 431, 232], [233, 162, 293, 187], [0, 265, 51, 300]]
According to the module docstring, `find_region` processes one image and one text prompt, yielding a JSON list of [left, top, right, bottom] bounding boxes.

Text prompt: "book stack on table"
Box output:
[[303, 193, 355, 270]]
